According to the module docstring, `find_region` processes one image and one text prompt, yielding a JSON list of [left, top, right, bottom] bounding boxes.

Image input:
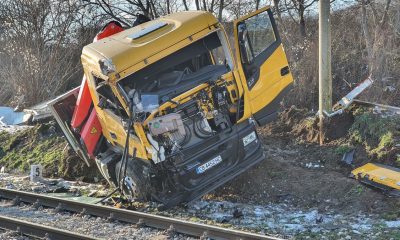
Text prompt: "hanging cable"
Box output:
[[117, 90, 137, 194], [96, 90, 135, 204]]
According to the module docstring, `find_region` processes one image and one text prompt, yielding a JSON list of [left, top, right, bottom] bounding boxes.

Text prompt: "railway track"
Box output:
[[0, 188, 280, 240], [0, 215, 99, 240]]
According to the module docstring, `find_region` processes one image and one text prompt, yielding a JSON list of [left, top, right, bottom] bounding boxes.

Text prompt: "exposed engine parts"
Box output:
[[148, 113, 185, 136], [143, 83, 233, 162]]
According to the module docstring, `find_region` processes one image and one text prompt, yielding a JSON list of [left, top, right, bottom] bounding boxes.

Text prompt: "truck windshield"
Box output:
[[117, 31, 231, 110]]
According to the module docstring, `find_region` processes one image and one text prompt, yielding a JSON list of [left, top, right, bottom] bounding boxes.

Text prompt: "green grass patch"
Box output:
[[349, 110, 400, 161], [335, 144, 354, 155], [0, 125, 65, 174]]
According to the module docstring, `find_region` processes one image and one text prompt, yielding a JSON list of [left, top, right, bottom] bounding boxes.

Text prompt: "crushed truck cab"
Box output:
[[50, 7, 293, 207]]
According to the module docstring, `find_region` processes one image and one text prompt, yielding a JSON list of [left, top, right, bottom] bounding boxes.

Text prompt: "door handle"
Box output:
[[247, 67, 260, 89], [280, 66, 290, 76]]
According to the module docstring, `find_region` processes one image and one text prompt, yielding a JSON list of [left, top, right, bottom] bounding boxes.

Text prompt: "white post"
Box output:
[[30, 164, 43, 182]]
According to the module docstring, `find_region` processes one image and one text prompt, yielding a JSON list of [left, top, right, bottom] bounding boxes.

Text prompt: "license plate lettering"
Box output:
[[196, 155, 223, 174], [243, 131, 257, 146]]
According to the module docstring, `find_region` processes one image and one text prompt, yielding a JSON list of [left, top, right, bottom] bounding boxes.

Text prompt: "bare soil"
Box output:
[[209, 107, 400, 216]]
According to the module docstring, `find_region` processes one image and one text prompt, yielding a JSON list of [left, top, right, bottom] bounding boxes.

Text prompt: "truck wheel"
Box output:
[[115, 158, 151, 201]]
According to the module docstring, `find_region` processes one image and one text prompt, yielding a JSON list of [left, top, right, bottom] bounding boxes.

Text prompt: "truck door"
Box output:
[[234, 6, 293, 125]]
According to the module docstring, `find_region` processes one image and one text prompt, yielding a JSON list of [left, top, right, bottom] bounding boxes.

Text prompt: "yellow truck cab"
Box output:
[[52, 7, 293, 208]]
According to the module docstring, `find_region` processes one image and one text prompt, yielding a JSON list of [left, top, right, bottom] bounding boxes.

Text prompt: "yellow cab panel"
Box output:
[[233, 7, 293, 125]]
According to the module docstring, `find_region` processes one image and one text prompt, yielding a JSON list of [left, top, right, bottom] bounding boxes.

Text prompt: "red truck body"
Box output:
[[70, 22, 124, 158]]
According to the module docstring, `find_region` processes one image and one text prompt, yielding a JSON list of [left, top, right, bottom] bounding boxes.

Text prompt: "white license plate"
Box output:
[[243, 131, 257, 146], [196, 155, 223, 174]]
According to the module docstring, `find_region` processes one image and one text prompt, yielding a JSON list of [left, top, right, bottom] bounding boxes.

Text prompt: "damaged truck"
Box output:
[[49, 7, 293, 208]]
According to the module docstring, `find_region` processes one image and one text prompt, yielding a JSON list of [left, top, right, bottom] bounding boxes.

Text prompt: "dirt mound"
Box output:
[[266, 106, 354, 143], [60, 149, 100, 182]]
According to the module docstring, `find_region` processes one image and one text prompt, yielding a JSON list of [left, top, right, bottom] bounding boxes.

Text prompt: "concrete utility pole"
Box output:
[[319, 0, 332, 145]]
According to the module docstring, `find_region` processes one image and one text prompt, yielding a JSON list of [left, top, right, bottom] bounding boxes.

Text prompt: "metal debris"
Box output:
[[353, 99, 400, 116], [342, 149, 355, 165], [351, 163, 400, 195], [317, 76, 374, 117], [24, 100, 53, 122], [0, 106, 31, 125]]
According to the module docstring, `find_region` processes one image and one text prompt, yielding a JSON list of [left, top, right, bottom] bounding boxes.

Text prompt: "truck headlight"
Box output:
[[99, 58, 116, 75]]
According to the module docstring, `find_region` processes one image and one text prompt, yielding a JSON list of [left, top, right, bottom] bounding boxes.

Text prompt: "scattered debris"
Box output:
[[351, 163, 400, 194], [353, 100, 400, 116], [24, 100, 52, 122], [342, 149, 355, 165], [319, 76, 374, 117], [384, 86, 396, 92], [305, 162, 324, 168], [0, 173, 107, 198], [335, 76, 374, 110], [0, 99, 52, 127], [0, 107, 31, 126], [163, 199, 400, 237], [232, 208, 243, 218]]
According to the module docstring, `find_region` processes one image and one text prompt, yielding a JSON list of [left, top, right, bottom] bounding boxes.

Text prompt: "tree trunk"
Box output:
[[299, 15, 306, 37], [149, 0, 159, 18], [360, 0, 373, 70], [273, 0, 282, 20], [182, 0, 189, 10], [202, 0, 207, 11], [218, 0, 224, 21], [273, 0, 292, 47], [195, 0, 200, 10], [299, 1, 306, 37], [209, 0, 215, 12], [166, 0, 170, 14]]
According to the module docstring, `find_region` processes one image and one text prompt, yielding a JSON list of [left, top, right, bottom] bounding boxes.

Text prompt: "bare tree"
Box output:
[[81, 0, 158, 25], [225, 0, 259, 19], [82, 0, 190, 24], [0, 0, 98, 106], [281, 0, 317, 37], [182, 0, 189, 10], [360, 0, 393, 79], [195, 0, 201, 10], [218, 0, 225, 21], [255, 0, 261, 10]]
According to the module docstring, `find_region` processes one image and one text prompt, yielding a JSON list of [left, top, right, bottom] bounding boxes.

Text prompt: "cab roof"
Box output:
[[82, 11, 218, 79]]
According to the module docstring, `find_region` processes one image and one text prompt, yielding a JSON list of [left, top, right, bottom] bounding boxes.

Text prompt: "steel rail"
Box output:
[[0, 188, 280, 240], [0, 215, 100, 240]]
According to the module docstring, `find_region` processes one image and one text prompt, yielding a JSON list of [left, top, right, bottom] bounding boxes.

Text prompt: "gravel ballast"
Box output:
[[0, 201, 193, 240]]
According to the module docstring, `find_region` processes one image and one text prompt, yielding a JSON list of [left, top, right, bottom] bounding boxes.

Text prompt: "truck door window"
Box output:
[[237, 10, 279, 88], [242, 11, 275, 58]]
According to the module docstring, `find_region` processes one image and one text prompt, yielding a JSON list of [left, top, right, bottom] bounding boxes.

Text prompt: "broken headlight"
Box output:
[[99, 58, 116, 75]]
